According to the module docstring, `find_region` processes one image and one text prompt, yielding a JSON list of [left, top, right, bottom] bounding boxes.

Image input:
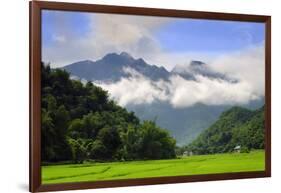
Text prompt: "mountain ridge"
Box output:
[[62, 52, 236, 83], [63, 52, 170, 82]]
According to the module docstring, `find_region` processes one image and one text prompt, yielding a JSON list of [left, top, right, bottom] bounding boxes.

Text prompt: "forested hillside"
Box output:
[[41, 63, 176, 163], [187, 106, 265, 155]]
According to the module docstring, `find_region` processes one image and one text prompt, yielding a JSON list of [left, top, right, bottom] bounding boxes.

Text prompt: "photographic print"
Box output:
[[30, 2, 271, 191], [40, 9, 266, 184]]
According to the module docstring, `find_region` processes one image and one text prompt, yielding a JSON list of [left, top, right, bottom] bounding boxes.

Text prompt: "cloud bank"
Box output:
[[96, 45, 264, 108]]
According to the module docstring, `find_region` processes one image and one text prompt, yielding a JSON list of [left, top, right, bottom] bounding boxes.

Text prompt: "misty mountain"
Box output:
[[171, 60, 237, 83], [63, 52, 170, 82], [61, 52, 264, 145], [63, 52, 236, 83]]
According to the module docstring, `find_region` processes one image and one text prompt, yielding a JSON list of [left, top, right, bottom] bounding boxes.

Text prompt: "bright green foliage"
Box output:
[[41, 63, 176, 163], [89, 139, 107, 160], [187, 106, 265, 154], [68, 138, 87, 164], [42, 150, 265, 184]]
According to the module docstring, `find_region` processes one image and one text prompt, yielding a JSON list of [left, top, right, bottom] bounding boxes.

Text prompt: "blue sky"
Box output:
[[42, 10, 91, 46], [155, 19, 264, 53], [42, 10, 265, 69]]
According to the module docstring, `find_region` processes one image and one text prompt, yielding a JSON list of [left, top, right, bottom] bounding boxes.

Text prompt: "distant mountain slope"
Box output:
[[127, 100, 264, 145], [126, 102, 228, 145], [187, 105, 265, 154], [63, 52, 170, 82]]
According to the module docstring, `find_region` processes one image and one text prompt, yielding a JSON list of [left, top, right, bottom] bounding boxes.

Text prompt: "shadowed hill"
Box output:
[[187, 105, 265, 154]]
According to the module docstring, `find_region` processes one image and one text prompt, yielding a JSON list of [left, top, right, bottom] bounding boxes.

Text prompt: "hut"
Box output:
[[183, 151, 193, 156], [234, 145, 241, 153]]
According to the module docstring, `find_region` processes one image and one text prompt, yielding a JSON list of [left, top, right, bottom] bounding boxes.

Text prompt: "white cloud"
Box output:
[[168, 74, 259, 108], [95, 68, 169, 106], [209, 44, 265, 98], [43, 12, 170, 68], [96, 45, 264, 108]]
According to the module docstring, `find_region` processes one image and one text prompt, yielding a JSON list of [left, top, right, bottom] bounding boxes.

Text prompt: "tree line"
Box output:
[[41, 63, 176, 164]]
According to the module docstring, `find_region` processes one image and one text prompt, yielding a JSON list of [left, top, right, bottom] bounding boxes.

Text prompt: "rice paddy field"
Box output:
[[42, 150, 265, 184]]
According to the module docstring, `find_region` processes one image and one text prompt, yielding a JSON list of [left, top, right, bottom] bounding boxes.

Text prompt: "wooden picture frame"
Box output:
[[30, 1, 271, 192]]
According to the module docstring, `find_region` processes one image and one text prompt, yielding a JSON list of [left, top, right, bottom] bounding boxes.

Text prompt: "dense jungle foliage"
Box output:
[[41, 63, 176, 163]]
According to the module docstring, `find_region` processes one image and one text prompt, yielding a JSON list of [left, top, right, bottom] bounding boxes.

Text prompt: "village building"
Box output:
[[234, 145, 241, 153], [183, 151, 193, 156]]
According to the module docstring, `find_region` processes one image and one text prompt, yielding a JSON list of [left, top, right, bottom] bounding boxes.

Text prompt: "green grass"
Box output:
[[42, 150, 265, 184]]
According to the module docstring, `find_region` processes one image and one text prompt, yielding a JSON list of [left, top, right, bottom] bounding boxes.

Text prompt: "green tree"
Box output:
[[41, 109, 55, 161], [89, 139, 107, 160], [68, 138, 86, 163], [140, 121, 176, 159], [96, 127, 121, 159]]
